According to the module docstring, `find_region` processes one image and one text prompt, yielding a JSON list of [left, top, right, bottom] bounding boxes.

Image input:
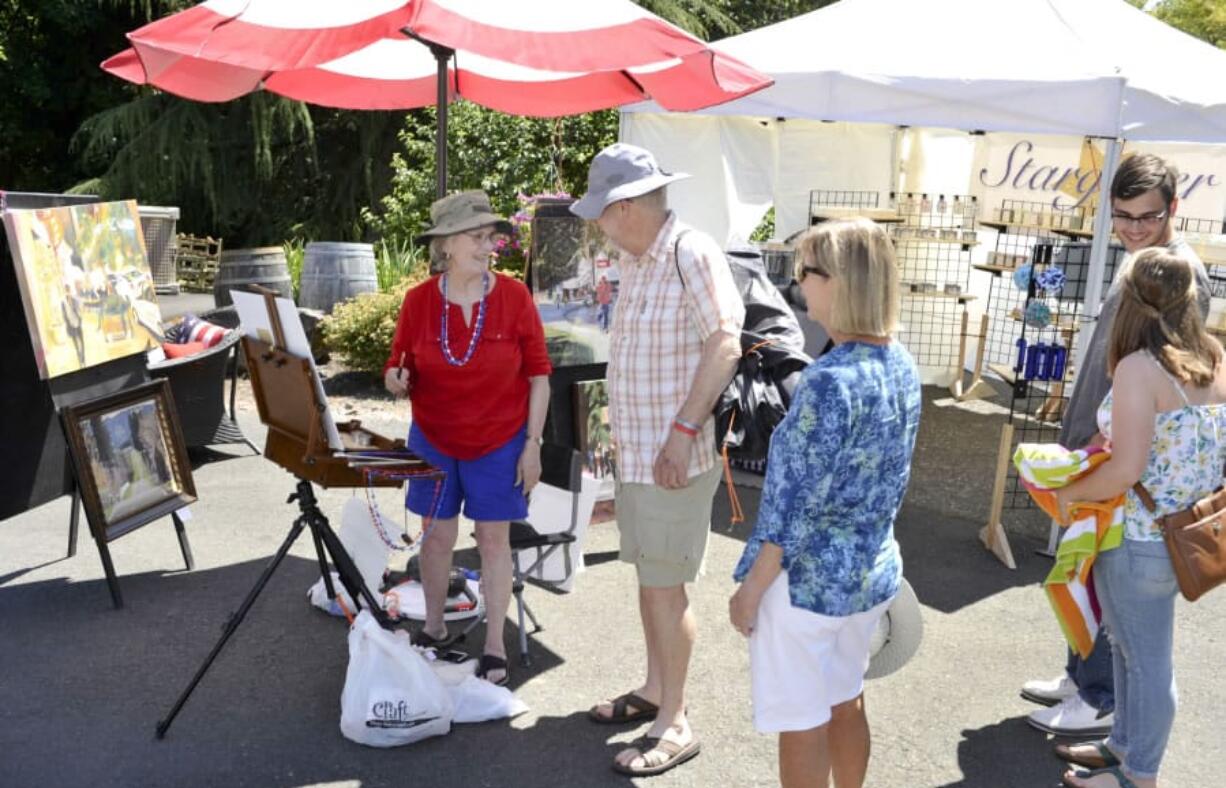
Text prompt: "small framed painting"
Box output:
[[61, 380, 196, 541]]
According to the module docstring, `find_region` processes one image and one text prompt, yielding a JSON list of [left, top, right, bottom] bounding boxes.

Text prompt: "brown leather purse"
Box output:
[[1134, 483, 1226, 602]]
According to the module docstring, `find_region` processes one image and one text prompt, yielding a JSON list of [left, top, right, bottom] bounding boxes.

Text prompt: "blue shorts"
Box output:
[[405, 424, 529, 522]]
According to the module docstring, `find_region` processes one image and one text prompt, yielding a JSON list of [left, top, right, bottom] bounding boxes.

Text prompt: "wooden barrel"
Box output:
[[213, 247, 293, 307], [298, 242, 378, 314]]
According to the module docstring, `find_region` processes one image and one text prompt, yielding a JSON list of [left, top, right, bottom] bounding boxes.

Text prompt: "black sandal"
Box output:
[[476, 654, 509, 687], [410, 628, 450, 649]]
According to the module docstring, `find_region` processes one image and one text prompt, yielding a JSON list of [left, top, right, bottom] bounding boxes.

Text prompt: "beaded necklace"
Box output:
[[440, 271, 490, 366]]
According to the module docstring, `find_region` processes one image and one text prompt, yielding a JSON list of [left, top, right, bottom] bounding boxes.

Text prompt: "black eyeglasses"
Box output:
[[797, 267, 826, 282], [1111, 210, 1169, 229]]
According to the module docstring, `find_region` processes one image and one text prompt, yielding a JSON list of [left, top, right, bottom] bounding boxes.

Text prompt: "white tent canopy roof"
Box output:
[[624, 0, 1226, 143]]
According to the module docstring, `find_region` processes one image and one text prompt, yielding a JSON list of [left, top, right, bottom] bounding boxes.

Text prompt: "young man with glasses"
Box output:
[[1022, 153, 1209, 752]]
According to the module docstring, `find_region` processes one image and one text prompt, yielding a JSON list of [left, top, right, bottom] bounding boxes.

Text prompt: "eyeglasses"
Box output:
[[1111, 210, 1168, 229], [463, 229, 502, 245], [797, 267, 826, 283]]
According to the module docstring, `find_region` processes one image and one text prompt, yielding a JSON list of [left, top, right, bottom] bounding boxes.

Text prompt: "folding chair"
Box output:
[[508, 443, 584, 666]]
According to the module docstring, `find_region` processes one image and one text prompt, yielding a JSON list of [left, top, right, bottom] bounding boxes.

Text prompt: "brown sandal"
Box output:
[[1055, 741, 1120, 770], [587, 692, 659, 725], [611, 733, 702, 776]]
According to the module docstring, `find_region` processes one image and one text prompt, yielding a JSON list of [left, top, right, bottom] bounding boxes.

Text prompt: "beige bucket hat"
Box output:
[[416, 190, 512, 245]]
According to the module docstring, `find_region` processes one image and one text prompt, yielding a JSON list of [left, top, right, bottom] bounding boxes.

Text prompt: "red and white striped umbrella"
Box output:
[[102, 0, 770, 115]]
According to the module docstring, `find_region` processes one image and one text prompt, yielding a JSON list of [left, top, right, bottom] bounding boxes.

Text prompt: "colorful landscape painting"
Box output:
[[3, 200, 161, 378]]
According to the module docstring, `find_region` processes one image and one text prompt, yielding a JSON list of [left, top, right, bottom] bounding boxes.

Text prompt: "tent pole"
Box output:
[[1073, 137, 1122, 372]]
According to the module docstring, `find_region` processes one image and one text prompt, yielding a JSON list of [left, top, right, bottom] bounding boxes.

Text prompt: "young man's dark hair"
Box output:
[[1111, 152, 1179, 206]]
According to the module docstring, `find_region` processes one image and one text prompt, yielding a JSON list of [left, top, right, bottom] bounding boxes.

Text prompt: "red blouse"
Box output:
[[385, 273, 552, 460]]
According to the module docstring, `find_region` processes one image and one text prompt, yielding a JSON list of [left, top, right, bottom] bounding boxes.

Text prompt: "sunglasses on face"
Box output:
[[797, 266, 827, 283], [1111, 210, 1168, 229]]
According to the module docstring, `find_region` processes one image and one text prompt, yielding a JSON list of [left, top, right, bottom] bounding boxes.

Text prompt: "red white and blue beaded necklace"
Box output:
[[439, 270, 490, 366]]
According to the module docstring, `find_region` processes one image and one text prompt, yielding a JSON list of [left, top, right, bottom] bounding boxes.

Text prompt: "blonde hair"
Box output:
[[793, 218, 899, 337], [1109, 247, 1220, 385]]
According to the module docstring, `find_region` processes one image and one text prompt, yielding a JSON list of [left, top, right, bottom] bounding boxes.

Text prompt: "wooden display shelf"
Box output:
[[903, 290, 977, 304], [893, 237, 980, 247], [810, 207, 905, 224], [978, 219, 1093, 240], [1189, 239, 1226, 266], [973, 263, 1018, 274], [987, 362, 1017, 385], [1008, 313, 1079, 333]]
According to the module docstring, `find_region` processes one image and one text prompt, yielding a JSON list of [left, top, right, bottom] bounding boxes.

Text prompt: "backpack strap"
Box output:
[[672, 230, 749, 524], [672, 229, 701, 335]]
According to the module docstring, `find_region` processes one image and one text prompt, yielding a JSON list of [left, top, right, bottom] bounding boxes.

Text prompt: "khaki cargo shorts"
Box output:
[[614, 465, 723, 587]]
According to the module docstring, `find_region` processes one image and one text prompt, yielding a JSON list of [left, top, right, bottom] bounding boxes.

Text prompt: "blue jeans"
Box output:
[[1094, 539, 1180, 780], [1065, 630, 1115, 713]]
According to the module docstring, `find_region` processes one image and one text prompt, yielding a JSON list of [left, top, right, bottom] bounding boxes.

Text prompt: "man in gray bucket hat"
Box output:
[[576, 143, 744, 778]]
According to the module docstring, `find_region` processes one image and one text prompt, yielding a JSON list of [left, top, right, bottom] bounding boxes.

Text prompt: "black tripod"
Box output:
[[156, 478, 390, 739]]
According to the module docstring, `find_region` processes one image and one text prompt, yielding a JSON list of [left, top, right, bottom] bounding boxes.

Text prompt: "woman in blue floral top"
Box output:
[[729, 218, 921, 788]]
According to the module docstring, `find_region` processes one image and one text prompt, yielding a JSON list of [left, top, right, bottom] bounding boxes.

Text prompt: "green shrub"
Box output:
[[321, 259, 432, 375], [321, 286, 405, 376], [283, 238, 305, 299], [375, 237, 428, 292]]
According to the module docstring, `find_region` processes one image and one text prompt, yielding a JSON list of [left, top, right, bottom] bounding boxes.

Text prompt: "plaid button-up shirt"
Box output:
[[608, 213, 745, 484]]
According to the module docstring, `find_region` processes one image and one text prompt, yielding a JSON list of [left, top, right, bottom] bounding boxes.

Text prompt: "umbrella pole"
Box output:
[[430, 44, 454, 199]]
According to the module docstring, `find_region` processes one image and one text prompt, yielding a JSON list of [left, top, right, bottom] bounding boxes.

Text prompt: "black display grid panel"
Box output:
[[892, 193, 978, 370], [995, 242, 1124, 510], [807, 189, 879, 213]]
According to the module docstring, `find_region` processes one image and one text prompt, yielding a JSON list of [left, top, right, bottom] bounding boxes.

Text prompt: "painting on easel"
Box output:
[[530, 204, 620, 368], [3, 199, 162, 379], [61, 380, 196, 541]]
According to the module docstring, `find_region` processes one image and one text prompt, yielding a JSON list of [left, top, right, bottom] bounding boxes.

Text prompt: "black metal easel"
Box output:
[[155, 477, 388, 738]]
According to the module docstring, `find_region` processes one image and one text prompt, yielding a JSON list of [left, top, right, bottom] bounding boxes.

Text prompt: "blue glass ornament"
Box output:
[[1036, 266, 1066, 295], [1012, 263, 1033, 292], [1024, 300, 1052, 329]]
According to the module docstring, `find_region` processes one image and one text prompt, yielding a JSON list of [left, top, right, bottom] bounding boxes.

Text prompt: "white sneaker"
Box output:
[[1027, 694, 1114, 736], [1020, 673, 1078, 706]]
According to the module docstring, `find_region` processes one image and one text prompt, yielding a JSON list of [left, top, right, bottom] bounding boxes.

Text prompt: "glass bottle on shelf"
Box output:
[[937, 194, 947, 214], [969, 196, 979, 222], [952, 195, 963, 218], [920, 193, 932, 213], [888, 192, 897, 211]]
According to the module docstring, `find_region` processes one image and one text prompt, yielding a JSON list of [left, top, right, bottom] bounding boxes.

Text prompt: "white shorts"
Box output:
[[749, 573, 893, 733]]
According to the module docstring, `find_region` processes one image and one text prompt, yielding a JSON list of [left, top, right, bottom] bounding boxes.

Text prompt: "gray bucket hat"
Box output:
[[570, 143, 691, 220], [416, 190, 512, 246]]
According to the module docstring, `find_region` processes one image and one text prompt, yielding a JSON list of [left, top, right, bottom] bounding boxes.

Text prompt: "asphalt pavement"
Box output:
[[2, 380, 1224, 787]]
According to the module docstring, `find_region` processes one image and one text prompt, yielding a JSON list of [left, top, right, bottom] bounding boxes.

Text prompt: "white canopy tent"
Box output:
[[622, 0, 1226, 327]]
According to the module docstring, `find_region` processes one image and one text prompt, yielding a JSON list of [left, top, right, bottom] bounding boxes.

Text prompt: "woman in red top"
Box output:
[[384, 191, 552, 686]]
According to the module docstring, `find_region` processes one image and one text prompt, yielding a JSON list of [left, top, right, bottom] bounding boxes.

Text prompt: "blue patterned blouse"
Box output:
[[733, 341, 922, 616]]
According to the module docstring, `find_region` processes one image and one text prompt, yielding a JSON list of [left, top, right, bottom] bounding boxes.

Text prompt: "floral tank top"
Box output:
[[1097, 355, 1226, 542]]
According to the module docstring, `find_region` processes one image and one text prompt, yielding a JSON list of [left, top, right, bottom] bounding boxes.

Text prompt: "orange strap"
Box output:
[[336, 592, 356, 627], [721, 410, 744, 524]]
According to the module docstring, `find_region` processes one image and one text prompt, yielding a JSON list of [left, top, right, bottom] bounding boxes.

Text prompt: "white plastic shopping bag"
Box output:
[[339, 610, 453, 747], [427, 657, 529, 723], [338, 497, 394, 595], [307, 571, 356, 618]]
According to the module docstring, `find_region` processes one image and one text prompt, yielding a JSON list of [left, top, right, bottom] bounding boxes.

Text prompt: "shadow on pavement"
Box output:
[[0, 551, 570, 788], [940, 716, 1062, 788]]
